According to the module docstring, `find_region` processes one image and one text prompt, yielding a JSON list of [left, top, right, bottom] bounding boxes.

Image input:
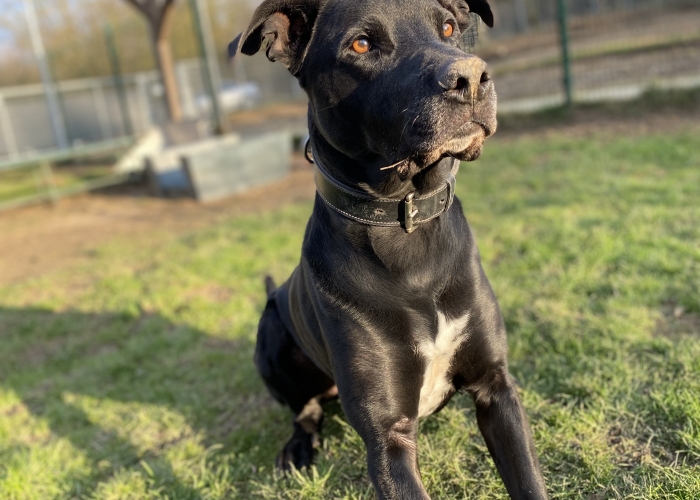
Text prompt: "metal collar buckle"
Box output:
[[309, 137, 458, 234], [403, 192, 419, 233]]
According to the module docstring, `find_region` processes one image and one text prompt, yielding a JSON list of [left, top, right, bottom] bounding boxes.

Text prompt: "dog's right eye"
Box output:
[[352, 37, 371, 54], [442, 22, 454, 38]]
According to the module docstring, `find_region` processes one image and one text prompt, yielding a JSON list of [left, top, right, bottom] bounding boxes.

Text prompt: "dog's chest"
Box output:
[[416, 311, 470, 418]]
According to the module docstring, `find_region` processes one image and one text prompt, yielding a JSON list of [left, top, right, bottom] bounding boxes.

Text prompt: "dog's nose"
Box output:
[[438, 57, 489, 105]]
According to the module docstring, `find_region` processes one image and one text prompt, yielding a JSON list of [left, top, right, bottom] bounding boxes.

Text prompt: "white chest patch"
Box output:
[[417, 311, 470, 418]]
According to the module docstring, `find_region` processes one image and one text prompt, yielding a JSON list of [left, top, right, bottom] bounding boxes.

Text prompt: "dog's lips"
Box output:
[[454, 118, 493, 141], [410, 121, 488, 167]]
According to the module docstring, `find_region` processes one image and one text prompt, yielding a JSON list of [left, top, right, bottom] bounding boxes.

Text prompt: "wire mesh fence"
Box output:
[[471, 0, 700, 111], [0, 69, 166, 158], [0, 0, 697, 161]]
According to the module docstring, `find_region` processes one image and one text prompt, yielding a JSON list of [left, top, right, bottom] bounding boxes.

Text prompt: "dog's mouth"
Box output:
[[379, 120, 492, 178], [413, 121, 490, 166]]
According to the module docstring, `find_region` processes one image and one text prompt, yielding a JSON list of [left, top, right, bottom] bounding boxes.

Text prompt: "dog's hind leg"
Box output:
[[276, 395, 323, 470], [255, 281, 336, 470], [276, 383, 338, 470]]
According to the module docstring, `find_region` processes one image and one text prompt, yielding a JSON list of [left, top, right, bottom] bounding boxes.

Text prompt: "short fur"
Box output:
[[233, 0, 548, 498]]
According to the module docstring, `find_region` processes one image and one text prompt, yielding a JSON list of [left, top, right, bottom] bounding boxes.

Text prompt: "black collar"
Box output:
[[312, 156, 457, 233]]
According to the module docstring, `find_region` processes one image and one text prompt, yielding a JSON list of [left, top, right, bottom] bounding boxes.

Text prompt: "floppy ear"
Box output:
[[451, 0, 494, 29], [228, 0, 320, 75], [467, 0, 493, 27]]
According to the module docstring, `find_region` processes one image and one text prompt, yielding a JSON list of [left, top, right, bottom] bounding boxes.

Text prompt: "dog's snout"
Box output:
[[438, 57, 489, 105]]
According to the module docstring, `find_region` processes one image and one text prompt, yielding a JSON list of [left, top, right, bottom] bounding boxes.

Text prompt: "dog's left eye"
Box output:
[[442, 22, 454, 38], [352, 37, 371, 54]]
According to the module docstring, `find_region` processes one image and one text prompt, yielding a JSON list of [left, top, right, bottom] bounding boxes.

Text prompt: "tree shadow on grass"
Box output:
[[0, 306, 277, 498]]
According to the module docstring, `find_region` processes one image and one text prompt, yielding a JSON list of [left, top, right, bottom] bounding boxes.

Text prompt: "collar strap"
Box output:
[[313, 160, 456, 233]]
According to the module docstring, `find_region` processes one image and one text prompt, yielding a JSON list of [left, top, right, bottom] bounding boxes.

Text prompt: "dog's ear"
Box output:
[[228, 0, 320, 75], [451, 0, 493, 29], [466, 0, 493, 27]]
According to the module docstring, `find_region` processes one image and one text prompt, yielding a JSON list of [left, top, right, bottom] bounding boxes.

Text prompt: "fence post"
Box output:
[[23, 0, 69, 150], [189, 0, 228, 135], [39, 161, 59, 204], [45, 52, 73, 147], [176, 63, 195, 118], [104, 25, 134, 137], [92, 83, 113, 140], [135, 74, 152, 132], [514, 0, 530, 32], [0, 94, 19, 158], [556, 0, 573, 107]]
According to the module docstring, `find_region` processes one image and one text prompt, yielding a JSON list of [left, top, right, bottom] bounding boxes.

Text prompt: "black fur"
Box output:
[[234, 0, 547, 498]]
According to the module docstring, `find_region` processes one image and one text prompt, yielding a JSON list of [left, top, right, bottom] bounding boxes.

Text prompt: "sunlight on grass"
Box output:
[[1, 128, 699, 498]]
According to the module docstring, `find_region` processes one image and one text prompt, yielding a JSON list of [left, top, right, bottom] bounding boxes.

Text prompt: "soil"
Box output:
[[0, 153, 315, 284], [1, 105, 698, 285]]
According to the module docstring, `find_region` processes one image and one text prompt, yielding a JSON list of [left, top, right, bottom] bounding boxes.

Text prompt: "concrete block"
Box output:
[[182, 131, 291, 203]]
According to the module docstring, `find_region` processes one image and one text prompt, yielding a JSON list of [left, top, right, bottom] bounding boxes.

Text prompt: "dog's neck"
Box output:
[[307, 117, 466, 273], [308, 119, 458, 200]]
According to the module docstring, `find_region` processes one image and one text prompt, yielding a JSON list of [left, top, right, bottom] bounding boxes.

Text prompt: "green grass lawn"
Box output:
[[1, 126, 699, 499]]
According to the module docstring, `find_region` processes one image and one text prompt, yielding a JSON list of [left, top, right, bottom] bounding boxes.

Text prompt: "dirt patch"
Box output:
[[227, 102, 307, 130], [0, 153, 315, 285], [606, 424, 654, 469], [655, 304, 700, 340], [183, 284, 235, 304]]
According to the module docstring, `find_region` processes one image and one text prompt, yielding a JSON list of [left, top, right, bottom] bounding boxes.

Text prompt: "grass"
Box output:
[[1, 123, 700, 499], [0, 163, 115, 205]]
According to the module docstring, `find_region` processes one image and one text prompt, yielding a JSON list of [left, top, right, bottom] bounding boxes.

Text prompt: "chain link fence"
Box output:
[[0, 0, 697, 161], [0, 68, 163, 159], [0, 42, 302, 160], [473, 0, 699, 111]]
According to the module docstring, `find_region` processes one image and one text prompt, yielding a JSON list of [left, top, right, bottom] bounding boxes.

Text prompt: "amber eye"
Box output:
[[352, 38, 371, 54], [442, 22, 454, 37]]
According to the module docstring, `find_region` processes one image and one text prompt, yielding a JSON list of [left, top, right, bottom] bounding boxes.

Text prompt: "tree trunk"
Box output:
[[124, 0, 182, 123], [153, 27, 182, 121]]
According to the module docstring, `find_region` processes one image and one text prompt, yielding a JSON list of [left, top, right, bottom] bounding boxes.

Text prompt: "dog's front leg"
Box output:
[[469, 366, 548, 500], [364, 415, 429, 500], [332, 347, 430, 499], [453, 261, 548, 499]]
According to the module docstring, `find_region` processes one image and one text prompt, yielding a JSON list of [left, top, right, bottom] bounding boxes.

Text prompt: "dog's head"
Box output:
[[231, 0, 496, 185]]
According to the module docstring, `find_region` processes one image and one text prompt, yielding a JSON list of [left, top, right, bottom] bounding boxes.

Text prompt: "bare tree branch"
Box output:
[[123, 0, 151, 18], [123, 0, 176, 35]]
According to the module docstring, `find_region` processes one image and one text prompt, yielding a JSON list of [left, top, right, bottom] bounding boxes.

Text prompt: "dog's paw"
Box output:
[[275, 431, 317, 472]]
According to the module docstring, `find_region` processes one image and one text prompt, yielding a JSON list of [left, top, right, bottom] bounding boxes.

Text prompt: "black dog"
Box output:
[[231, 0, 547, 498]]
